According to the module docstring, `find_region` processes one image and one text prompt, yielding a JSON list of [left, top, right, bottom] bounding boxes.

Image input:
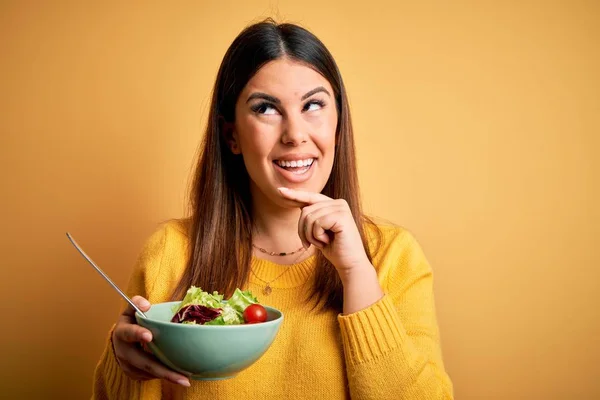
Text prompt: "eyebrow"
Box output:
[[246, 86, 331, 104], [301, 86, 330, 100]]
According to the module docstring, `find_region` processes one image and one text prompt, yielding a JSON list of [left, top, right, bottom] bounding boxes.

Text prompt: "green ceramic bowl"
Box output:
[[135, 301, 283, 380]]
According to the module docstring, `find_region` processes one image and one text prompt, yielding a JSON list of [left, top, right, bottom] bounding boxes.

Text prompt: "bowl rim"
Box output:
[[135, 301, 283, 329]]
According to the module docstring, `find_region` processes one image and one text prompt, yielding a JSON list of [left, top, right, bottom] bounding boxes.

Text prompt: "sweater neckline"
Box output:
[[249, 255, 317, 289]]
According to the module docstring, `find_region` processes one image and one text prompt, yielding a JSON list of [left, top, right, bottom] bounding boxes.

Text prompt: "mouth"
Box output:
[[273, 158, 315, 175]]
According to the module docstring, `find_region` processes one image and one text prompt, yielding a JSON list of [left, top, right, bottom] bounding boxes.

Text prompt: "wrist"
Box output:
[[341, 265, 384, 315], [338, 258, 376, 285]]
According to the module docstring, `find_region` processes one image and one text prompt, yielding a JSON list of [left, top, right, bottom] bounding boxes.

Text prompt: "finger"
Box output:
[[127, 347, 191, 387], [303, 216, 324, 249], [141, 341, 153, 354], [123, 296, 152, 318], [114, 322, 153, 344], [120, 362, 158, 381], [303, 207, 334, 249], [278, 187, 332, 205], [120, 344, 191, 386], [299, 205, 327, 248], [312, 218, 330, 246], [298, 214, 312, 249], [114, 343, 165, 382], [298, 203, 331, 248], [311, 209, 345, 235], [307, 209, 348, 248], [319, 205, 346, 234]]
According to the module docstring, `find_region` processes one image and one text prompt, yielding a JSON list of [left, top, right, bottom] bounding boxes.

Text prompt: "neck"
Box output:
[[250, 185, 304, 253]]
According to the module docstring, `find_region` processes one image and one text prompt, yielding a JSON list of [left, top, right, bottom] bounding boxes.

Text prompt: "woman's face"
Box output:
[[231, 58, 338, 207]]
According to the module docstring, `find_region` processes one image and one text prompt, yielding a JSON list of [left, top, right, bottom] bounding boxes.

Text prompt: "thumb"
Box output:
[[123, 295, 151, 317]]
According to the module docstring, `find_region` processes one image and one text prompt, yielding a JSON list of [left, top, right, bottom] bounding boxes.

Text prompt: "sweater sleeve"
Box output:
[[338, 229, 453, 400], [91, 225, 169, 400]]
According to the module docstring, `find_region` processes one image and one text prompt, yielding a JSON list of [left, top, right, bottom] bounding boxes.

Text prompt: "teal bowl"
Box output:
[[135, 301, 283, 380]]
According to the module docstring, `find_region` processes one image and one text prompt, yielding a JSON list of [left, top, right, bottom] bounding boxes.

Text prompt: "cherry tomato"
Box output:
[[243, 304, 267, 324]]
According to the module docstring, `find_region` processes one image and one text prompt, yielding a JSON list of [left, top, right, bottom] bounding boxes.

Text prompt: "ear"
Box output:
[[220, 117, 241, 155]]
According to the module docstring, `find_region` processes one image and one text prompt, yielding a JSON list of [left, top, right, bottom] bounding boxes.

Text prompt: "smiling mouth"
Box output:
[[273, 158, 315, 175]]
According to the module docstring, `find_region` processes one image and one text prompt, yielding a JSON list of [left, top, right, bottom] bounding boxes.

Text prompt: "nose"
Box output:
[[280, 112, 307, 146]]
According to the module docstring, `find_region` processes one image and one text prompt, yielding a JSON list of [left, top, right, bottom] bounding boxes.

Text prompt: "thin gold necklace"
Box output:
[[250, 247, 309, 295], [251, 243, 304, 256], [252, 225, 304, 256]]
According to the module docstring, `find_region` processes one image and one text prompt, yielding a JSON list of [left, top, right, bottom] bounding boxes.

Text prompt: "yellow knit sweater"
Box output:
[[92, 219, 453, 399]]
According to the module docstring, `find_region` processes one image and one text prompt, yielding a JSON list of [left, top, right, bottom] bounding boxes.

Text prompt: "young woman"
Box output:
[[92, 19, 453, 399]]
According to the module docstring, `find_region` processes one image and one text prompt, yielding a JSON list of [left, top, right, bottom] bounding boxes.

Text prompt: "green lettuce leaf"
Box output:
[[227, 288, 258, 314], [173, 286, 223, 313]]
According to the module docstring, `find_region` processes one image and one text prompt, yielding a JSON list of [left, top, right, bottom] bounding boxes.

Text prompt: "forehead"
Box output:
[[241, 58, 333, 101]]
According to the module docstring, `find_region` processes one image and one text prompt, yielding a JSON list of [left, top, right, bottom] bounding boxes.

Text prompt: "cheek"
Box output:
[[236, 118, 271, 154], [235, 121, 283, 178], [310, 113, 337, 151]]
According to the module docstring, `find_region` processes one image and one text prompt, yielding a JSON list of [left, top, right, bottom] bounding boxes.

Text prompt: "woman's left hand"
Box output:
[[277, 187, 370, 276]]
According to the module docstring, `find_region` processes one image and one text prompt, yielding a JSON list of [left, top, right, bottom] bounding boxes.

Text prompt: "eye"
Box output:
[[251, 102, 279, 115], [303, 99, 325, 112]]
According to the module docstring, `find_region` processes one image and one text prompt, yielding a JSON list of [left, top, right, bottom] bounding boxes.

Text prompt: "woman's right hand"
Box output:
[[111, 295, 191, 387]]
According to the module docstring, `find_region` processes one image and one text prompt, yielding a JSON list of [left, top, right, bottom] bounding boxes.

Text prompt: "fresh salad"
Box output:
[[170, 286, 268, 325]]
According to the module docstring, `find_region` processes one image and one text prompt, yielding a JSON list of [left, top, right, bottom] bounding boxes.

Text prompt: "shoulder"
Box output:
[[136, 218, 191, 267], [129, 218, 192, 301], [364, 217, 432, 284], [364, 217, 421, 256], [147, 218, 191, 246], [163, 217, 192, 243]]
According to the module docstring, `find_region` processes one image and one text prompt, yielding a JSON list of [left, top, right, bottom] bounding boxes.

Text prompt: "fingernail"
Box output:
[[140, 299, 151, 308], [177, 379, 191, 387], [278, 187, 290, 192], [142, 332, 152, 342]]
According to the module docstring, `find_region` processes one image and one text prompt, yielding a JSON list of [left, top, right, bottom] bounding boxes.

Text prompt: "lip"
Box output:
[[273, 159, 316, 184], [273, 153, 318, 162]]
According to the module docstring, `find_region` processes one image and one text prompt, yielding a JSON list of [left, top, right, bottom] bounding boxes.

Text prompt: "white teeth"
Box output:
[[276, 158, 314, 168]]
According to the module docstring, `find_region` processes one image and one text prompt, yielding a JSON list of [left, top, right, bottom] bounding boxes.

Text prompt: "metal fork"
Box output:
[[66, 232, 147, 318]]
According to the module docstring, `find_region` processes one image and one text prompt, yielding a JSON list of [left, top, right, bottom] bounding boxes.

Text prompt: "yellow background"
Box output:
[[1, 1, 598, 399]]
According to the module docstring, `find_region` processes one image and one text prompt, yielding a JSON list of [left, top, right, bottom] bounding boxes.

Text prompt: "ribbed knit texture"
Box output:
[[92, 220, 453, 399]]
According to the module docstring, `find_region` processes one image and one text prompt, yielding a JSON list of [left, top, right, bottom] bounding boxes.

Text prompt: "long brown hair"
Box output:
[[172, 19, 381, 312]]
